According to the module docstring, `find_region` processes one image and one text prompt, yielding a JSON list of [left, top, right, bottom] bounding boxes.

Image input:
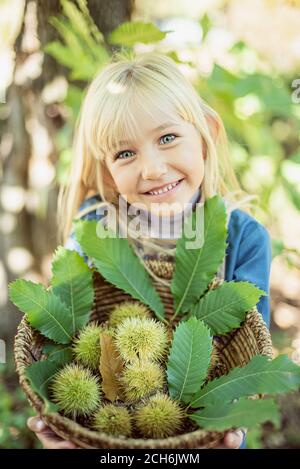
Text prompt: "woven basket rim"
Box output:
[[14, 314, 226, 448], [13, 262, 273, 448]]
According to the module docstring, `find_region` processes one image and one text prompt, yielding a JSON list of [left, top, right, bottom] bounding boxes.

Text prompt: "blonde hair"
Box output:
[[57, 51, 257, 244]]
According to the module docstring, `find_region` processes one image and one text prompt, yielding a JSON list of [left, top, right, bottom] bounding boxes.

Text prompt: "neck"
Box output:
[[118, 186, 202, 240]]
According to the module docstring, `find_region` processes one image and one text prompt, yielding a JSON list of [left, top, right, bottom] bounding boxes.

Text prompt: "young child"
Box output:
[[27, 52, 272, 449]]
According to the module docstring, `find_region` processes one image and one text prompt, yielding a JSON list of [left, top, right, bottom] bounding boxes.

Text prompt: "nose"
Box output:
[[140, 152, 168, 180]]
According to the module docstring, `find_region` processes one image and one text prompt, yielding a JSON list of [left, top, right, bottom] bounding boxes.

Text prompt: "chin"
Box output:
[[148, 203, 185, 217]]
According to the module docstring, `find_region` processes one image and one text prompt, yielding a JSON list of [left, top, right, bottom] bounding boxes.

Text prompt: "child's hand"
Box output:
[[195, 429, 246, 449], [214, 429, 247, 449], [27, 416, 78, 449]]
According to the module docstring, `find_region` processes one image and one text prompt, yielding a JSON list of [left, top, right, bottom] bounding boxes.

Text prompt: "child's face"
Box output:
[[104, 107, 205, 216]]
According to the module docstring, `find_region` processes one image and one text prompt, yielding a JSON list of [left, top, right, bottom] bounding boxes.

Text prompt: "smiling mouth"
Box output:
[[143, 179, 184, 196]]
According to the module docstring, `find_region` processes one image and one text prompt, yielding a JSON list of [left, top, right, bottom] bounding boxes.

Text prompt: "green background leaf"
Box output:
[[108, 21, 168, 46]]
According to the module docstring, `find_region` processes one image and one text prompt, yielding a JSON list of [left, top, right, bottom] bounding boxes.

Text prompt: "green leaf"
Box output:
[[271, 238, 285, 259], [190, 281, 266, 335], [190, 355, 300, 408], [74, 220, 165, 321], [9, 280, 73, 344], [51, 247, 94, 335], [171, 195, 227, 317], [42, 343, 73, 366], [290, 150, 300, 165], [49, 17, 86, 56], [69, 62, 101, 81], [167, 317, 212, 403], [107, 21, 168, 46], [61, 0, 97, 48], [44, 41, 78, 68], [25, 361, 60, 414], [190, 397, 280, 431], [75, 0, 106, 46], [200, 14, 212, 42], [45, 5, 109, 75], [282, 176, 300, 211]]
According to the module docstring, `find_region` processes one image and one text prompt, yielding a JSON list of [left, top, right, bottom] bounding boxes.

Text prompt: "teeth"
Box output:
[[148, 180, 180, 195]]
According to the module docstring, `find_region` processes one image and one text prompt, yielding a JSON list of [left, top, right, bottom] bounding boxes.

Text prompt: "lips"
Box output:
[[143, 179, 184, 194]]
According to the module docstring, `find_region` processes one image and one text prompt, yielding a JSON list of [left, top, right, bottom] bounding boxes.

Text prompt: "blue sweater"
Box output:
[[67, 194, 272, 328]]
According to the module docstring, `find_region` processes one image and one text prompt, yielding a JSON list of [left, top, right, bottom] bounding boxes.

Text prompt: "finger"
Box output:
[[223, 430, 244, 449], [27, 416, 77, 449], [27, 416, 47, 433], [211, 441, 227, 449]]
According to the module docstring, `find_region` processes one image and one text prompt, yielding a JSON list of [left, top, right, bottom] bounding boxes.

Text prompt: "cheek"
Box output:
[[191, 158, 205, 185], [176, 143, 204, 179], [112, 167, 137, 193]]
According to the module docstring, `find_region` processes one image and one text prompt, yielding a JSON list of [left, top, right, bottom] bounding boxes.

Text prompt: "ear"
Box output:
[[202, 113, 220, 160], [205, 112, 220, 142]]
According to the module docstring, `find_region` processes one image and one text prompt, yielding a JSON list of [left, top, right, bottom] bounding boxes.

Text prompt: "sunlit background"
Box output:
[[0, 0, 300, 448]]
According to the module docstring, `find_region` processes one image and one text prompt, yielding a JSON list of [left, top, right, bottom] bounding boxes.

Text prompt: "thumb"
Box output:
[[27, 416, 46, 433], [224, 430, 244, 449]]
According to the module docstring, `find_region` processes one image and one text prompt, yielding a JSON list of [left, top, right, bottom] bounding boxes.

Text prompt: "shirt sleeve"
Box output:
[[64, 232, 84, 256], [232, 222, 272, 328], [64, 231, 94, 267], [63, 195, 104, 265]]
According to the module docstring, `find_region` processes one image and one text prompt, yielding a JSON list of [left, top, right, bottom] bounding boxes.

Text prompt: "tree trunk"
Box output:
[[88, 0, 134, 39], [0, 0, 134, 351]]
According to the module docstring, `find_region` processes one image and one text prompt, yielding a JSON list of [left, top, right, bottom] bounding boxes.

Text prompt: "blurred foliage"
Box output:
[[245, 426, 264, 449], [44, 0, 110, 80], [261, 393, 300, 449], [107, 20, 169, 46], [247, 392, 300, 449], [197, 59, 300, 217], [0, 359, 41, 449]]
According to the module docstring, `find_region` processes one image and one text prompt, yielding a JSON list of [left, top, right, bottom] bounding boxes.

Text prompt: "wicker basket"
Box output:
[[14, 259, 273, 449]]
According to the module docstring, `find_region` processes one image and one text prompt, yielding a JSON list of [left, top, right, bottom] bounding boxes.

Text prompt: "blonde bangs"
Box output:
[[85, 64, 199, 161]]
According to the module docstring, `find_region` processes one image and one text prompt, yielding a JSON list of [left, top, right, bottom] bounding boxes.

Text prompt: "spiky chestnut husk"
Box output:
[[109, 301, 151, 328], [114, 317, 168, 363], [92, 404, 132, 437], [73, 323, 102, 371], [51, 364, 101, 418], [120, 360, 164, 401], [134, 393, 184, 439]]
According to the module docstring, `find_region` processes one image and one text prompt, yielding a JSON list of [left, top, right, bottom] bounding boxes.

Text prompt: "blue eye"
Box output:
[[160, 134, 176, 144], [114, 134, 177, 160], [115, 150, 134, 160]]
